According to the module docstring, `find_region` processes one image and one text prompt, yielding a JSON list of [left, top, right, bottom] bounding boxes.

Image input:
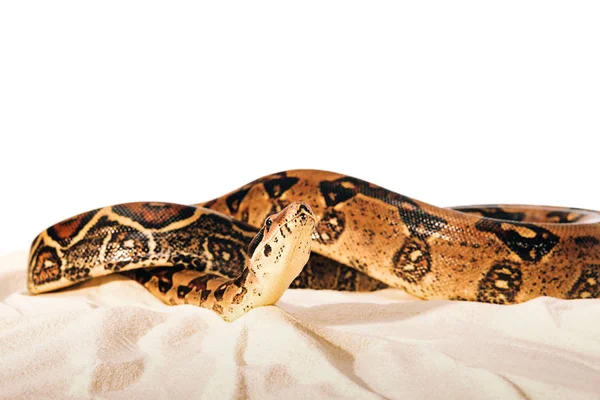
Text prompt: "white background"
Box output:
[[0, 1, 599, 256]]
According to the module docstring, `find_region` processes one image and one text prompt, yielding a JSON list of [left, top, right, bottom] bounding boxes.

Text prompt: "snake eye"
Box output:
[[265, 218, 272, 230]]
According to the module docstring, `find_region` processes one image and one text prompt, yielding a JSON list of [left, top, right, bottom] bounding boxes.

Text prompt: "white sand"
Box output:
[[1, 250, 599, 399]]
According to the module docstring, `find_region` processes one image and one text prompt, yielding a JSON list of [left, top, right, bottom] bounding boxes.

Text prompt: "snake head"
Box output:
[[248, 201, 316, 258], [246, 202, 317, 300]]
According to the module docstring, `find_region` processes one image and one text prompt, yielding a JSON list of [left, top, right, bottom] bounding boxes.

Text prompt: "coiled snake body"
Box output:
[[28, 170, 600, 321]]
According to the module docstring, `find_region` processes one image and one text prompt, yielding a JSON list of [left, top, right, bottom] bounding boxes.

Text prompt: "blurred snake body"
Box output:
[[28, 170, 600, 321]]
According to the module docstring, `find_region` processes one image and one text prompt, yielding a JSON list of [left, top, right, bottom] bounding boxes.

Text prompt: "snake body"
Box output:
[[28, 170, 600, 320]]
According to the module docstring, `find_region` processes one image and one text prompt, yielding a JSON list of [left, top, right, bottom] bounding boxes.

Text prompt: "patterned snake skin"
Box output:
[[28, 170, 600, 320]]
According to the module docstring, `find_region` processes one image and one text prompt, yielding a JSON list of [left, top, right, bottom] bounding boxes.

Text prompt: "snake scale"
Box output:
[[28, 170, 600, 321]]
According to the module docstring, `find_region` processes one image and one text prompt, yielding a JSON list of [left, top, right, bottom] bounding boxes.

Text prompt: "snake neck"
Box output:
[[214, 202, 316, 321]]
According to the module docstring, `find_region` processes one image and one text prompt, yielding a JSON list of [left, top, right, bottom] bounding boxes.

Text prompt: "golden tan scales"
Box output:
[[28, 170, 600, 321]]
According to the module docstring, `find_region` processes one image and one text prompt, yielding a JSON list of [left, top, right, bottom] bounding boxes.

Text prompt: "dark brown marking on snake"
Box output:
[[320, 176, 447, 238], [232, 287, 248, 304], [177, 273, 221, 299], [113, 202, 196, 230], [319, 179, 359, 207], [200, 289, 211, 303], [225, 187, 251, 213], [154, 269, 177, 293], [30, 246, 62, 285], [233, 268, 250, 289], [234, 268, 250, 287], [574, 236, 600, 248], [475, 219, 559, 262], [47, 209, 99, 247], [214, 283, 227, 302], [177, 285, 193, 298], [477, 262, 522, 304], [263, 173, 300, 198], [122, 268, 175, 293], [568, 264, 599, 299], [191, 274, 218, 290], [547, 210, 585, 223], [454, 206, 526, 222], [247, 227, 264, 257], [315, 208, 346, 244], [122, 267, 172, 286], [264, 244, 272, 257], [392, 237, 431, 283]]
